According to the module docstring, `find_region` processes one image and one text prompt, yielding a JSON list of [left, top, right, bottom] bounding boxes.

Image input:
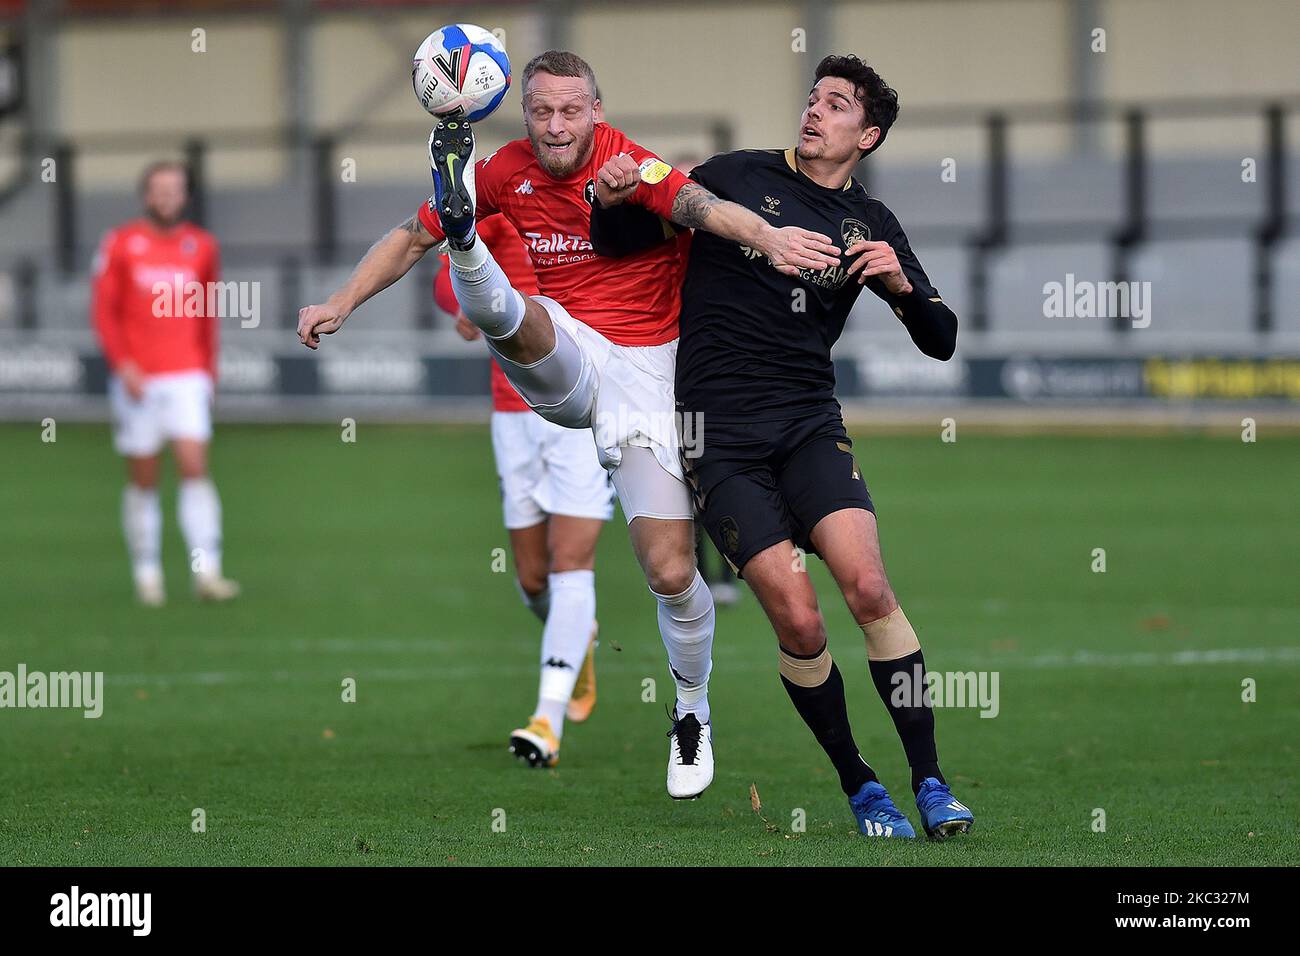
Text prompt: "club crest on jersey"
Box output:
[[841, 218, 871, 248]]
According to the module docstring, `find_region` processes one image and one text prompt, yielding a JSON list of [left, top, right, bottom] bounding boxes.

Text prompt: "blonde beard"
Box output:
[[530, 127, 595, 178]]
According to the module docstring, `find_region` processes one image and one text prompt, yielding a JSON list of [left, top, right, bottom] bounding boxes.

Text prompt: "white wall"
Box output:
[[46, 0, 1300, 187]]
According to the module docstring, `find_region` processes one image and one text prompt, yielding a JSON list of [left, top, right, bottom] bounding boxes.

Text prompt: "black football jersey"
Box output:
[[676, 148, 941, 421]]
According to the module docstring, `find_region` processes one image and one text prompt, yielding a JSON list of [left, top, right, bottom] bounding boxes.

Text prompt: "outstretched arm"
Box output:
[[594, 153, 841, 276], [297, 213, 440, 349], [669, 182, 841, 276]]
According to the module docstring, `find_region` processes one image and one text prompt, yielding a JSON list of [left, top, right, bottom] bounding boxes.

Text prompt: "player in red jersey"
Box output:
[[434, 214, 613, 768], [91, 161, 239, 606], [297, 50, 841, 799]]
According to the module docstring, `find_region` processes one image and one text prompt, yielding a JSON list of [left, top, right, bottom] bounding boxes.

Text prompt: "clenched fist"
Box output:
[[297, 301, 349, 350], [594, 152, 642, 208]]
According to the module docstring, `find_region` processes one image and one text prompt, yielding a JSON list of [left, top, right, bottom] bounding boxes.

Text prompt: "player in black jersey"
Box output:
[[590, 55, 974, 841]]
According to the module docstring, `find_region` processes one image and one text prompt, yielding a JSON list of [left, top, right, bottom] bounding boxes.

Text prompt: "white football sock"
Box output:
[[652, 570, 714, 724], [447, 233, 489, 271], [516, 579, 551, 623], [121, 484, 162, 583], [178, 478, 223, 578], [449, 243, 526, 340], [535, 569, 597, 740]]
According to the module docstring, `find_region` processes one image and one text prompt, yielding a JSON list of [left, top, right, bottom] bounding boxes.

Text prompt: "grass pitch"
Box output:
[[1, 423, 1296, 866]]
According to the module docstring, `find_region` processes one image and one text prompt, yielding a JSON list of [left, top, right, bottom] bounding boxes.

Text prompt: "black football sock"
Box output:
[[779, 644, 876, 796], [867, 648, 944, 794]]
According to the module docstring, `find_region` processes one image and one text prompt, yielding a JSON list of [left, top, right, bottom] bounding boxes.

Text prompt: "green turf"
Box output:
[[1, 422, 1296, 866]]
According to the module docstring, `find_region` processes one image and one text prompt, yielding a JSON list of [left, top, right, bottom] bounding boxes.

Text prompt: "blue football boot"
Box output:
[[915, 776, 974, 841], [427, 120, 477, 248], [849, 780, 916, 839]]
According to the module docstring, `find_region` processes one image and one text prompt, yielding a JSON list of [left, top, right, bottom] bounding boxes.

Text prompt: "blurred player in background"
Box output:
[[434, 214, 613, 768], [91, 161, 239, 606]]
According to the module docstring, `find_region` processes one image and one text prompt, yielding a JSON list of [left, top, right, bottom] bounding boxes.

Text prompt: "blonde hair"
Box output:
[[138, 160, 189, 196], [521, 50, 602, 100]]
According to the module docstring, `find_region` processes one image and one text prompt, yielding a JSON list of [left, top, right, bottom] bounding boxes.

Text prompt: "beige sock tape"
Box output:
[[778, 645, 832, 688], [861, 607, 921, 661]]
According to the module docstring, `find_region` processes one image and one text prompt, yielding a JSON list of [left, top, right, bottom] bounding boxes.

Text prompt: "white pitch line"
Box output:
[[101, 646, 1300, 688], [1012, 646, 1300, 668]]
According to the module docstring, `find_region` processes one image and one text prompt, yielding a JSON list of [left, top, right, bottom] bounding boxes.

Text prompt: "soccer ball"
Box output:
[[411, 24, 511, 123]]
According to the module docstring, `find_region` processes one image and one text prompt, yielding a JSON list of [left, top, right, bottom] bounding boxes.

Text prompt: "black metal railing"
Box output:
[[3, 95, 1297, 334]]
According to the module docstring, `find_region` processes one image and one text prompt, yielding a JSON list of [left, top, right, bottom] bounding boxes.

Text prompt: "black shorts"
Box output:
[[681, 405, 874, 574]]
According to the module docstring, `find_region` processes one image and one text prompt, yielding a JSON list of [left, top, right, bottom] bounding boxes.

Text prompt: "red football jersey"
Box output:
[[434, 214, 537, 412], [417, 122, 691, 347], [91, 219, 220, 378]]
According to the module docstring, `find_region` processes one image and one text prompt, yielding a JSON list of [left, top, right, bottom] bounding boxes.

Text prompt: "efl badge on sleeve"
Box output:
[[639, 158, 672, 185]]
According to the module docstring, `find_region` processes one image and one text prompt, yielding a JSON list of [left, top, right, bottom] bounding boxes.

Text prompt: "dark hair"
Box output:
[[522, 50, 602, 101], [138, 160, 189, 196], [813, 55, 899, 157]]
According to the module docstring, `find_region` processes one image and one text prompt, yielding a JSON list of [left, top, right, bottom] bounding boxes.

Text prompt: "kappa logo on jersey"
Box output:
[[515, 179, 534, 195], [524, 231, 594, 254]]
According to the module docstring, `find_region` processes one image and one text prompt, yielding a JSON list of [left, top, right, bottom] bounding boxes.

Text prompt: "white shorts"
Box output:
[[491, 410, 615, 530], [530, 295, 693, 523], [525, 299, 696, 522], [109, 369, 213, 457]]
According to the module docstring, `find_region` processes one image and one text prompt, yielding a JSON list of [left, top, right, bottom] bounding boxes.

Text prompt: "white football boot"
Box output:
[[666, 710, 713, 799]]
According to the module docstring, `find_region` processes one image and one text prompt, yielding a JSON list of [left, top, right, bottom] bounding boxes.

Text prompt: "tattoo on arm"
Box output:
[[397, 211, 438, 253], [670, 182, 722, 229]]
